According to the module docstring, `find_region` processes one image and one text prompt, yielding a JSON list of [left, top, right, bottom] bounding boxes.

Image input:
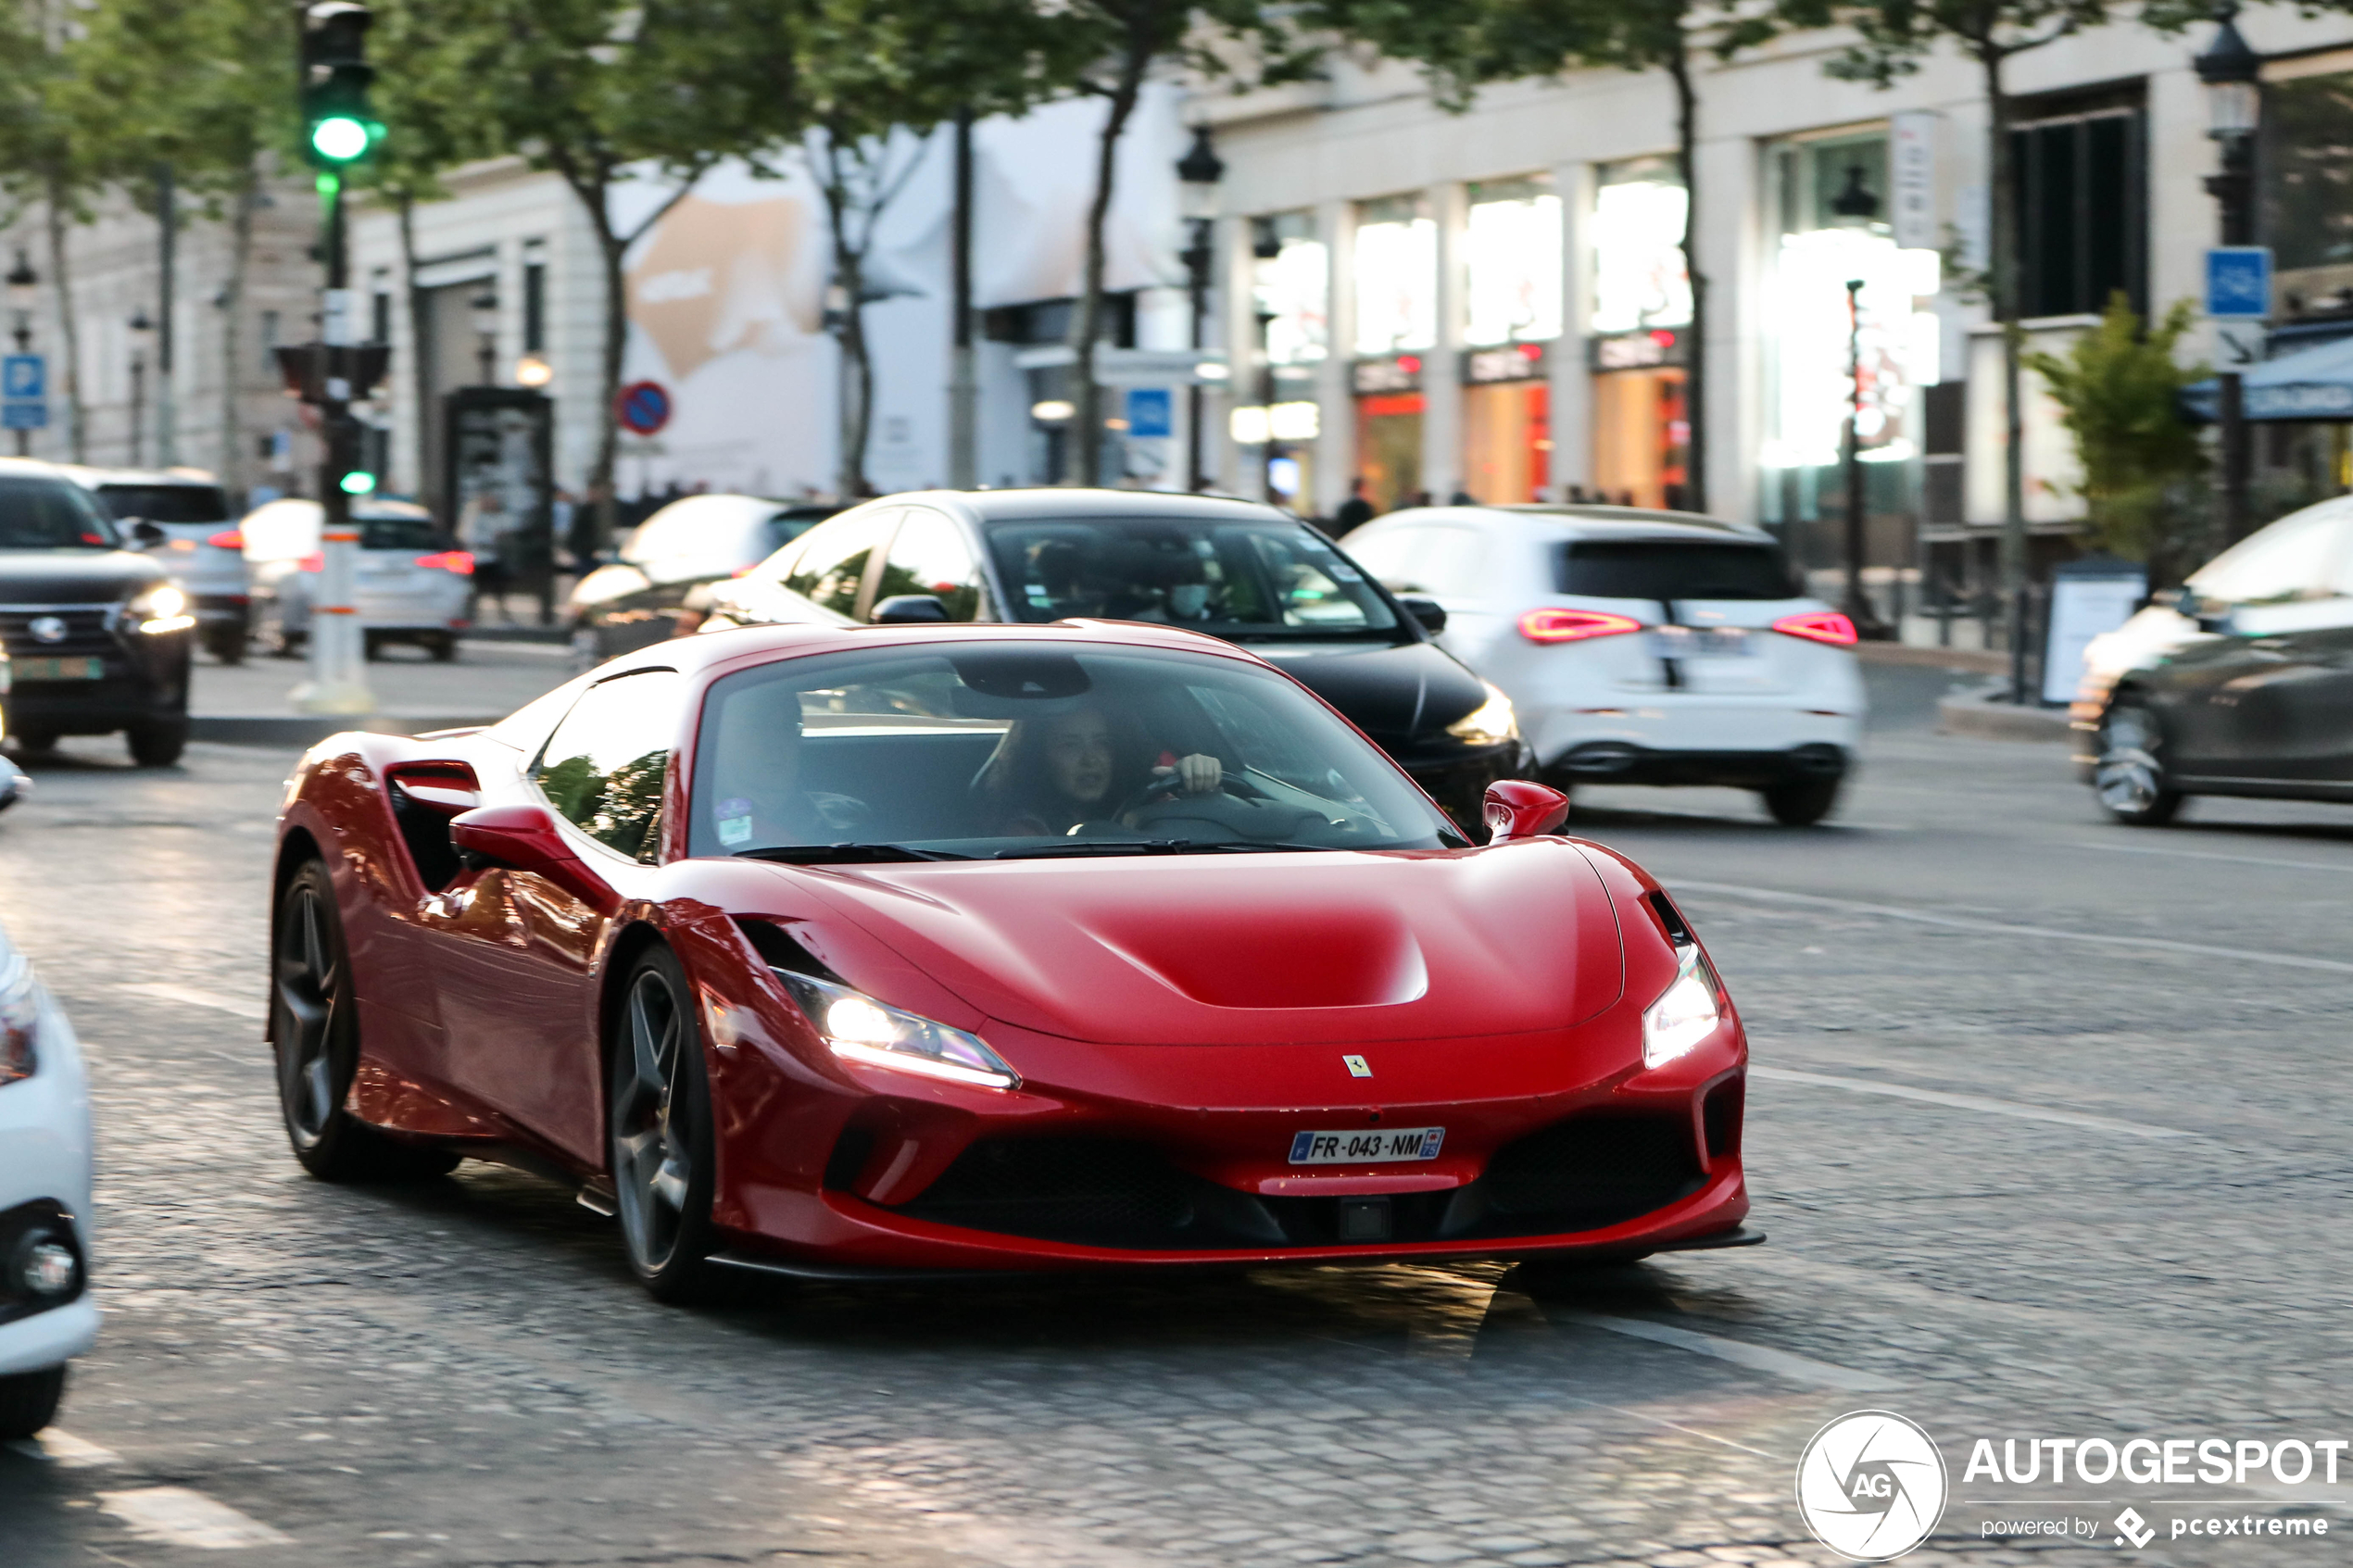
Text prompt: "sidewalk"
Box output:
[[192, 640, 579, 746]]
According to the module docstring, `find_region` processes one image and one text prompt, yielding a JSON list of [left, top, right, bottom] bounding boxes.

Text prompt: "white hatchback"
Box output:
[[1342, 505, 1867, 823], [242, 497, 475, 661], [0, 920, 94, 1440]]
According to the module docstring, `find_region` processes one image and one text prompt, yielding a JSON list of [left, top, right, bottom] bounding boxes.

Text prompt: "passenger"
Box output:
[[976, 703, 1223, 837]]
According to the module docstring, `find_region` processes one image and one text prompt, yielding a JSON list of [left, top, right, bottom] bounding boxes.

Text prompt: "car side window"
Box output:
[[873, 508, 988, 621], [532, 670, 685, 863], [784, 510, 896, 618]]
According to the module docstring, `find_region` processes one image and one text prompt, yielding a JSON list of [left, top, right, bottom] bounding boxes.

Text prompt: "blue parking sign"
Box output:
[[1126, 387, 1173, 438], [2207, 247, 2272, 320], [2, 355, 44, 401], [2, 402, 46, 431]]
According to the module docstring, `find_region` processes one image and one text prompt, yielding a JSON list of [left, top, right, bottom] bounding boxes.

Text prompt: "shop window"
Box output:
[[1465, 175, 1561, 346], [2262, 64, 2353, 313], [1592, 157, 1690, 336], [2011, 102, 2145, 320], [1353, 194, 1436, 356]]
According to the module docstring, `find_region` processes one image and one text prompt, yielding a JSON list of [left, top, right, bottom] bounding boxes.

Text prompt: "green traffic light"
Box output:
[[340, 470, 377, 495], [311, 115, 370, 162]]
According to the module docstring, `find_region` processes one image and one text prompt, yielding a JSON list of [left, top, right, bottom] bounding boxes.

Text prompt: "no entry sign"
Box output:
[[615, 380, 673, 436]]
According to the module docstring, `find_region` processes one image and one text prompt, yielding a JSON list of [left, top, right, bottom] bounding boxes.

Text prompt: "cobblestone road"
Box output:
[[3, 678, 2350, 1566]]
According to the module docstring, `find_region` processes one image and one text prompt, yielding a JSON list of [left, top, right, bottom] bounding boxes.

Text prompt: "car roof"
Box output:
[[872, 487, 1297, 528], [1365, 503, 1771, 543], [58, 465, 224, 489], [589, 616, 1272, 685]]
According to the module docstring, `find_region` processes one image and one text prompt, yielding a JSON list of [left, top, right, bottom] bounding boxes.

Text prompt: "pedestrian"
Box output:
[[1410, 489, 1433, 509], [1448, 489, 1477, 507], [1331, 477, 1375, 535]]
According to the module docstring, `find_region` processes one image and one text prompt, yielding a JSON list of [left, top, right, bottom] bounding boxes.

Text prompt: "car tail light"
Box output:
[[208, 529, 245, 549], [297, 551, 323, 572], [1771, 610, 1859, 646], [416, 550, 474, 575], [1519, 608, 1644, 645]]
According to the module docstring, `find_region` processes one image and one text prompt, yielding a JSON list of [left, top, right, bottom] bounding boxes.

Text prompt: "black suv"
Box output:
[[0, 462, 194, 766]]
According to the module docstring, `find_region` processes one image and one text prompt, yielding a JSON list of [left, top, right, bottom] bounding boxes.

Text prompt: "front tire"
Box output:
[[2094, 696, 2183, 826], [202, 624, 246, 665], [271, 859, 459, 1182], [609, 947, 719, 1302], [0, 1365, 67, 1440], [127, 720, 188, 768], [1762, 775, 1841, 826]]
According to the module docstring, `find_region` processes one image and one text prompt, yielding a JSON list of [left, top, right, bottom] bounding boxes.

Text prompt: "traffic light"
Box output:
[[299, 2, 378, 167]]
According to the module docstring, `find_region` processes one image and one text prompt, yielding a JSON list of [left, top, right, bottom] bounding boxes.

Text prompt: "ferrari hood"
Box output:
[[787, 841, 1625, 1047]]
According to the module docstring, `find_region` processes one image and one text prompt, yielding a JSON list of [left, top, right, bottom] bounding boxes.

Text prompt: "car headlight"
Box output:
[[1642, 945, 1725, 1069], [130, 583, 194, 633], [0, 948, 40, 1087], [1446, 683, 1519, 746], [774, 968, 1019, 1089]]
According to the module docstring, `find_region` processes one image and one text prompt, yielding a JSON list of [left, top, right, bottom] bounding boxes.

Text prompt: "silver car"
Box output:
[[64, 467, 250, 664], [242, 497, 474, 661]]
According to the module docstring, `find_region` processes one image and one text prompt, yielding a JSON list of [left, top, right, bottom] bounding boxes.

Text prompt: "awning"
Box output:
[[2183, 333, 2353, 421]]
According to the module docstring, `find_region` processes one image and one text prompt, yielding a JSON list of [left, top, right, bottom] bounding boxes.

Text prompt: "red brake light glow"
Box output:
[[297, 551, 324, 572], [208, 529, 245, 549], [416, 551, 475, 575], [1518, 608, 1645, 644], [1771, 610, 1859, 646]]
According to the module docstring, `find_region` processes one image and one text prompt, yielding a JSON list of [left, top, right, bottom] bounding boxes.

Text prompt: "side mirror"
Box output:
[[1396, 594, 1447, 635], [447, 803, 613, 907], [873, 594, 951, 624], [129, 520, 166, 549], [1482, 780, 1569, 844]]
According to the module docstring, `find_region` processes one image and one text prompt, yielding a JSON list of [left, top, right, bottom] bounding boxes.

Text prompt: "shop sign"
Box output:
[[1890, 112, 1939, 251], [1353, 354, 1423, 395], [1591, 330, 1686, 371], [1465, 343, 1548, 383]]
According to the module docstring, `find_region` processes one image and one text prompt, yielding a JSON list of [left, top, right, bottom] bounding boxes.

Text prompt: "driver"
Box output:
[[977, 703, 1222, 837], [704, 685, 870, 849]]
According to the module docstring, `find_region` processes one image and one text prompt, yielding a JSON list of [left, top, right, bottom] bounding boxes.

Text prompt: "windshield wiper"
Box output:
[[736, 843, 972, 865], [994, 839, 1322, 860]]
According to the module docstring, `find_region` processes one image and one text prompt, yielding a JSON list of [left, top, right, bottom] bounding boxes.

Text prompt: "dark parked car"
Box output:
[[64, 467, 249, 664], [698, 488, 1532, 826], [0, 461, 194, 766], [567, 494, 838, 663]]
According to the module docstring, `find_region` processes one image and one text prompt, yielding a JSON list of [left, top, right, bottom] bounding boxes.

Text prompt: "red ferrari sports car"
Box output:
[[269, 620, 1753, 1297]]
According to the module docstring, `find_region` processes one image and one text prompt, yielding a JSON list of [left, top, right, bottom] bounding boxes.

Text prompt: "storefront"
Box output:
[[1252, 211, 1327, 510], [1352, 194, 1435, 509], [1459, 177, 1561, 502], [1587, 159, 1692, 508]]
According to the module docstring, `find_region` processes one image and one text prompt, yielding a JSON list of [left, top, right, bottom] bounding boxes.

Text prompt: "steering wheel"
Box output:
[[1113, 769, 1264, 822]]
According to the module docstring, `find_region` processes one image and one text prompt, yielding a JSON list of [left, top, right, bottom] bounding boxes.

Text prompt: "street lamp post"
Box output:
[[1843, 277, 1874, 634], [1176, 125, 1224, 494], [2197, 3, 2262, 545], [6, 252, 37, 458], [128, 310, 154, 467]]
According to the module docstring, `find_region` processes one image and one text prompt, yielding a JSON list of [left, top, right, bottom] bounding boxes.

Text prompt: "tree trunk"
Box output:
[[819, 140, 875, 500], [1668, 40, 1706, 514], [217, 160, 258, 505], [397, 193, 432, 504], [1070, 50, 1147, 488], [1985, 44, 2027, 658], [42, 168, 84, 464], [594, 217, 626, 549]]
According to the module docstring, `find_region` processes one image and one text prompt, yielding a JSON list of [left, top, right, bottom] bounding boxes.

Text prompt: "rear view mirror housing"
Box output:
[[873, 594, 951, 624], [128, 520, 166, 549], [1482, 780, 1569, 843], [1396, 594, 1447, 635]]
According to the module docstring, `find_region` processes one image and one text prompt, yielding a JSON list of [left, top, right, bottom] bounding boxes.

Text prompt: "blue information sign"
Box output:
[[2207, 247, 2272, 320], [2, 355, 44, 401], [1, 402, 46, 432], [1126, 387, 1173, 438]]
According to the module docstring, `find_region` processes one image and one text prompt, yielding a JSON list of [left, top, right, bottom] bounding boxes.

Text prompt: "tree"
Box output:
[[1305, 0, 1778, 514], [766, 0, 1091, 497], [2021, 293, 2208, 574], [407, 0, 787, 544], [1051, 0, 1304, 487], [1819, 0, 2111, 648]]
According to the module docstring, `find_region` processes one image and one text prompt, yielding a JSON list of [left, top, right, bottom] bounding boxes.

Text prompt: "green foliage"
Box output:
[[1817, 0, 2112, 85], [2021, 294, 2208, 560]]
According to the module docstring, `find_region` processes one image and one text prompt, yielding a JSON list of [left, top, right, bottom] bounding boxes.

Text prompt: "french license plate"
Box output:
[[15, 656, 103, 681], [1649, 626, 1751, 659], [1289, 1126, 1445, 1165]]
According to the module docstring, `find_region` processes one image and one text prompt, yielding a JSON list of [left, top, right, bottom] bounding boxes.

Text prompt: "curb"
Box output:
[[1935, 690, 2073, 742], [192, 714, 501, 747]]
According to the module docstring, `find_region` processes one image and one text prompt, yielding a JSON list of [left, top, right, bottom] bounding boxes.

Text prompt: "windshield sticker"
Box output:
[[717, 797, 755, 847]]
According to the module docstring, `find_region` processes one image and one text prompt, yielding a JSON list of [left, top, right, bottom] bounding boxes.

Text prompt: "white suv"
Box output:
[[1342, 505, 1867, 824], [0, 920, 94, 1440]]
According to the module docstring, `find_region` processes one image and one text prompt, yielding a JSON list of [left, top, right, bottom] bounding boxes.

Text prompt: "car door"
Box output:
[[423, 668, 684, 1164], [2173, 599, 2353, 786]]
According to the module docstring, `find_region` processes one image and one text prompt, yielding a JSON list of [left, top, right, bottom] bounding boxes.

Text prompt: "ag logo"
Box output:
[[27, 616, 66, 644], [1794, 1410, 1947, 1562]]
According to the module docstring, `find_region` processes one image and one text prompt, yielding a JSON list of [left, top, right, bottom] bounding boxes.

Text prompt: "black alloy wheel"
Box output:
[[271, 859, 458, 1182], [9, 729, 57, 755], [1762, 775, 1842, 827], [0, 1365, 67, 1440], [2094, 696, 2183, 826], [126, 720, 188, 768], [608, 947, 719, 1301]]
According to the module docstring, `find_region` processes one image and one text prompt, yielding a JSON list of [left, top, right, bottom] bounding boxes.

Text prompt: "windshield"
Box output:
[[690, 642, 1466, 860], [0, 477, 121, 550], [94, 483, 231, 525], [1557, 540, 1797, 601], [359, 512, 455, 551], [983, 518, 1403, 641]]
